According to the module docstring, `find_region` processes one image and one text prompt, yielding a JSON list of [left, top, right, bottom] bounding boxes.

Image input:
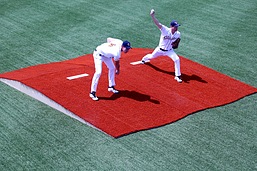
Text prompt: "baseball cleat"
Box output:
[[141, 60, 150, 64], [174, 76, 182, 83], [89, 91, 99, 101], [108, 86, 119, 94]]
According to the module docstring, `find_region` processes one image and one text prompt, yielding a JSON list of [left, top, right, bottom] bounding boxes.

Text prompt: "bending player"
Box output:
[[90, 37, 132, 101], [141, 9, 182, 83]]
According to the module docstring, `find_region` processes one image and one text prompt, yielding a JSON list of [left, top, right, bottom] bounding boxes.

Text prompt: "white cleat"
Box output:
[[89, 91, 99, 101], [141, 60, 150, 64], [174, 76, 182, 83], [108, 86, 119, 94]]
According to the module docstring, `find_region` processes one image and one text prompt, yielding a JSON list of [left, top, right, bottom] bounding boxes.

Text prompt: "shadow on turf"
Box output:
[[146, 63, 208, 83], [99, 90, 160, 104]]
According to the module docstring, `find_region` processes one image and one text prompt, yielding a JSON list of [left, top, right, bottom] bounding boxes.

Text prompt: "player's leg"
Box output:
[[141, 47, 162, 63], [167, 51, 182, 82], [103, 58, 119, 93], [90, 53, 103, 100]]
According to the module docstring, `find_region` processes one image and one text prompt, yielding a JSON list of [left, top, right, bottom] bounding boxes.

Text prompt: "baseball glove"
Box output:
[[172, 38, 180, 49]]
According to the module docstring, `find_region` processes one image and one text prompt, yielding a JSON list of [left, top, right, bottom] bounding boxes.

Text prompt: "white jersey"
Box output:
[[158, 24, 180, 50], [96, 39, 123, 61]]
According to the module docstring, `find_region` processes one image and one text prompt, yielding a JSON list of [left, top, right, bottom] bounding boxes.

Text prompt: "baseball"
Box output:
[[150, 9, 155, 15]]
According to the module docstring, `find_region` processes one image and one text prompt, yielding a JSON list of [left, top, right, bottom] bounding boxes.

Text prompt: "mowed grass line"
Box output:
[[1, 0, 257, 170]]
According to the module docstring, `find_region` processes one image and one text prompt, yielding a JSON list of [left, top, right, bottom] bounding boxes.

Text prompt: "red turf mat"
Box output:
[[1, 48, 257, 138]]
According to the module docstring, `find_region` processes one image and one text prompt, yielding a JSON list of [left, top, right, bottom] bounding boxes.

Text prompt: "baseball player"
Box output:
[[141, 9, 182, 83], [89, 37, 132, 101]]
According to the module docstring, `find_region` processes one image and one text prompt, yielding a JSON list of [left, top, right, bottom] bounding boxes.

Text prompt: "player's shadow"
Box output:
[[145, 63, 207, 83], [99, 90, 160, 104]]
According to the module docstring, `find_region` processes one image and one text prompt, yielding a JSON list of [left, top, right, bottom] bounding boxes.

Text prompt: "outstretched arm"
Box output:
[[150, 9, 162, 29]]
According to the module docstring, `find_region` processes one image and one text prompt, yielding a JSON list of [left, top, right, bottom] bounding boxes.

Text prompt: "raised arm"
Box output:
[[150, 9, 162, 29]]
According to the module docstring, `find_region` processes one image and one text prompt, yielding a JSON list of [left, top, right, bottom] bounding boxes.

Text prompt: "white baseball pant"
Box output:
[[90, 50, 116, 92], [142, 47, 181, 76]]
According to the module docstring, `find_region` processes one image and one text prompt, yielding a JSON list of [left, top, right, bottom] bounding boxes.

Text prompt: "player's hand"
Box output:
[[150, 9, 155, 16]]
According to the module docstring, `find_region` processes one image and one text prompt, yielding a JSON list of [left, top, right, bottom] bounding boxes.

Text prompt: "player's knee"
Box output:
[[173, 57, 180, 62]]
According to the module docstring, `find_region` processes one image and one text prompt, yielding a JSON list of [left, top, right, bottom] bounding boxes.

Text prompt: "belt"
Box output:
[[160, 48, 170, 51]]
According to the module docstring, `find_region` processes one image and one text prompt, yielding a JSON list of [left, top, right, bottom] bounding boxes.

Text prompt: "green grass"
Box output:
[[1, 0, 257, 170]]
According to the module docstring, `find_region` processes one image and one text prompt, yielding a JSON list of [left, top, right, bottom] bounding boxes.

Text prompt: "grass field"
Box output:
[[1, 0, 257, 170]]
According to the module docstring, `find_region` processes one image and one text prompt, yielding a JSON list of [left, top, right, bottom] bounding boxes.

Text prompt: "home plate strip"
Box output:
[[130, 60, 149, 65], [67, 73, 89, 80]]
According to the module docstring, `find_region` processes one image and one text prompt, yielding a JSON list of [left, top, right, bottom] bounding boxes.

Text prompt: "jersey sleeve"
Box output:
[[111, 40, 122, 61], [160, 25, 169, 35]]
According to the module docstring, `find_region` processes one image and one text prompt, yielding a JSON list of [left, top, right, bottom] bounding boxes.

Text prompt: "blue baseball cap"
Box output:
[[122, 40, 132, 49], [170, 20, 180, 27]]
